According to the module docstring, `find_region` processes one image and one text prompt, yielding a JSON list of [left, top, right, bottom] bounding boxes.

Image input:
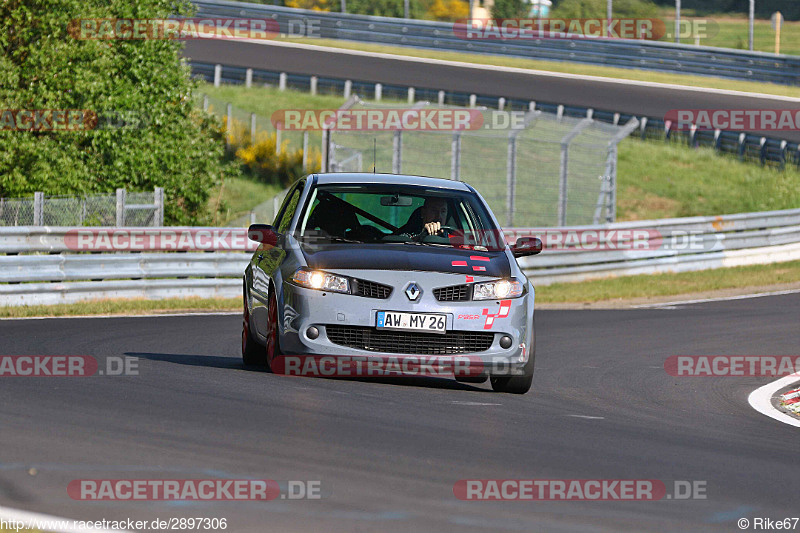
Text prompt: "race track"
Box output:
[[182, 39, 800, 143], [1, 293, 798, 531]]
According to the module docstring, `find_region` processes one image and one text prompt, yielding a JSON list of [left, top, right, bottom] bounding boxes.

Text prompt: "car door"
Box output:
[[251, 180, 305, 338]]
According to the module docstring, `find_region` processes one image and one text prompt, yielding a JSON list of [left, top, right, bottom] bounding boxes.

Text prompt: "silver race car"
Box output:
[[242, 173, 542, 393]]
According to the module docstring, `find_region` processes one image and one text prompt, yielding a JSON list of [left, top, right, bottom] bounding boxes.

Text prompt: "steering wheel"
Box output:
[[414, 225, 460, 242]]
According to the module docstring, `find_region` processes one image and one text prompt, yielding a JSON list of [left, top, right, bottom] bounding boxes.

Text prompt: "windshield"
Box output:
[[297, 184, 504, 251]]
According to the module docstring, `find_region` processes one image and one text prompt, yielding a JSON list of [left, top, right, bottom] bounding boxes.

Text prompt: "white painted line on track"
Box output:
[[632, 289, 800, 309], [748, 373, 800, 428], [451, 401, 502, 406], [0, 504, 129, 533], [0, 311, 239, 321], [224, 38, 800, 103], [566, 415, 605, 420]]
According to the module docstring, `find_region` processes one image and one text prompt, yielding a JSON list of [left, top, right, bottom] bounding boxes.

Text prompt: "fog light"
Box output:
[[307, 326, 319, 340], [499, 335, 513, 349]]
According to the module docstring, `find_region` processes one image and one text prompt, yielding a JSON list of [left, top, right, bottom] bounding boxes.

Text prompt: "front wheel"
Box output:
[[265, 284, 282, 372], [242, 285, 264, 366]]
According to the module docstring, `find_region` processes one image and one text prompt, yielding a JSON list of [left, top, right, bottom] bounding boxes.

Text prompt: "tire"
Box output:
[[242, 283, 264, 366], [455, 375, 488, 384], [491, 318, 535, 394], [264, 283, 282, 372]]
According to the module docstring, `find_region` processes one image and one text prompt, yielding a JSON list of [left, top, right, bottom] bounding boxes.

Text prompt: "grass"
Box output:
[[208, 175, 284, 226], [536, 259, 800, 303], [616, 138, 800, 220], [273, 36, 800, 98], [665, 13, 800, 56], [0, 297, 240, 319], [3, 260, 800, 317]]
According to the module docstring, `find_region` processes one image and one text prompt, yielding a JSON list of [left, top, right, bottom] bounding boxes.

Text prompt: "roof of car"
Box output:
[[312, 173, 472, 191]]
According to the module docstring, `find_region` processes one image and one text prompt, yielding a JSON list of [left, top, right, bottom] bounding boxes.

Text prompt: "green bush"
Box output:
[[0, 0, 238, 225], [491, 0, 530, 18]]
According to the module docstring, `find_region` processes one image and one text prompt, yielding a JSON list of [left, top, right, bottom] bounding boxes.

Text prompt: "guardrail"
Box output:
[[191, 61, 800, 169], [192, 0, 800, 85], [3, 208, 800, 307]]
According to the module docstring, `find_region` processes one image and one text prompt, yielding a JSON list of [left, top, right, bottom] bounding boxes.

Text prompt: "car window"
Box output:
[[297, 184, 502, 250], [273, 181, 304, 232]]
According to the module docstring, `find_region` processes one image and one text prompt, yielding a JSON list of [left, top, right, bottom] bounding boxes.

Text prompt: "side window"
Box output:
[[276, 189, 301, 233], [273, 181, 304, 231]]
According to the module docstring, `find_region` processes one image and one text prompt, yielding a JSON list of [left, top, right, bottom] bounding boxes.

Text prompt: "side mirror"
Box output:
[[511, 236, 542, 258], [248, 224, 281, 247]]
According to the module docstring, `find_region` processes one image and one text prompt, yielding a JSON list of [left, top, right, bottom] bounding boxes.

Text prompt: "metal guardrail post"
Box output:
[[276, 123, 282, 154], [310, 76, 318, 96], [321, 127, 329, 172], [226, 103, 232, 150], [214, 64, 221, 87], [202, 95, 209, 112], [279, 72, 287, 91], [33, 192, 44, 226], [115, 189, 126, 227], [438, 91, 445, 105], [344, 80, 352, 99], [375, 83, 382, 101], [154, 187, 164, 226], [245, 68, 253, 88], [408, 87, 415, 104]]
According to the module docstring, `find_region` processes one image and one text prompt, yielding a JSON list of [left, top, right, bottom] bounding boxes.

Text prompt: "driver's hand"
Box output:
[[423, 221, 441, 235]]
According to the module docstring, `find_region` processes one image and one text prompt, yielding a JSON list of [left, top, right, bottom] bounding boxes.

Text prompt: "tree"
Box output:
[[0, 0, 236, 224], [491, 0, 530, 18], [551, 0, 659, 18]]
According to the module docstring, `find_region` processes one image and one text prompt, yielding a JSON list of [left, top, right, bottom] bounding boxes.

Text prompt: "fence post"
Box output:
[[450, 133, 461, 181], [407, 87, 415, 104], [226, 103, 232, 150], [302, 130, 309, 172], [154, 187, 164, 226], [310, 76, 318, 96], [214, 64, 222, 87], [250, 113, 257, 142], [116, 188, 126, 227], [279, 72, 287, 91], [202, 95, 209, 112], [33, 192, 44, 226], [529, 101, 536, 111], [556, 105, 564, 121], [321, 127, 329, 172], [438, 90, 445, 105], [392, 130, 402, 174], [469, 94, 476, 108], [276, 123, 282, 154], [558, 118, 593, 226], [344, 80, 352, 99], [498, 97, 505, 111], [375, 83, 382, 101], [506, 135, 516, 227], [245, 68, 253, 88]]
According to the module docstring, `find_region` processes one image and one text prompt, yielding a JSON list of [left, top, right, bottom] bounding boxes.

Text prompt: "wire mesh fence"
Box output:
[[0, 189, 164, 227], [326, 99, 638, 227]]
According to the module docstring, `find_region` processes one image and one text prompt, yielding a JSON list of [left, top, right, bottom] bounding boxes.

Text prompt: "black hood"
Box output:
[[301, 244, 511, 278]]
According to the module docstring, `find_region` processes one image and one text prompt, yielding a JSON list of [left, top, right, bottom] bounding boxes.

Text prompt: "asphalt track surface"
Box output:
[[182, 40, 800, 143], [1, 293, 798, 532]]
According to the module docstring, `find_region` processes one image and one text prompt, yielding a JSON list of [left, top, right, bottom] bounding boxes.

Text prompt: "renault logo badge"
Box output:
[[405, 283, 421, 301]]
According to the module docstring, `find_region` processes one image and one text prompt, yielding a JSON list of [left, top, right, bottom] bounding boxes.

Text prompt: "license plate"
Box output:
[[376, 311, 447, 334]]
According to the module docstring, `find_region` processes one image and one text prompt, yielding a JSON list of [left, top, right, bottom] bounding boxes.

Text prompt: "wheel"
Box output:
[[242, 283, 264, 366], [265, 283, 282, 372], [490, 373, 533, 394]]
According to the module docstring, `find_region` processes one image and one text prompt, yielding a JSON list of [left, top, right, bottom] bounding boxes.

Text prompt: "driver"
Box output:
[[398, 197, 449, 236]]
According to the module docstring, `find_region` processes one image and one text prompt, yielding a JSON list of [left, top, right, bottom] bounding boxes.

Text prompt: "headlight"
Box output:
[[473, 279, 523, 300], [292, 268, 349, 293]]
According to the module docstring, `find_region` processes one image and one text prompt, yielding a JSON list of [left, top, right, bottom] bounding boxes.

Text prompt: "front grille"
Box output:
[[326, 325, 493, 355], [433, 284, 470, 301], [352, 279, 392, 299]]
